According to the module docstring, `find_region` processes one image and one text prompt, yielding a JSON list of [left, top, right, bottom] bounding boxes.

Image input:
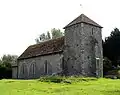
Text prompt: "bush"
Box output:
[[0, 64, 12, 79], [105, 69, 120, 79], [38, 76, 97, 83], [103, 57, 113, 75], [39, 76, 65, 83]]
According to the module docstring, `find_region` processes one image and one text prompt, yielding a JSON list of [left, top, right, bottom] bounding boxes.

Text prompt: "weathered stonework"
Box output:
[[12, 14, 103, 79], [64, 23, 103, 77], [17, 54, 63, 79]]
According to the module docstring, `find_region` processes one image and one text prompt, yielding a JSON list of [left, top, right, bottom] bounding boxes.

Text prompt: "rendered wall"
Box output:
[[18, 53, 63, 79]]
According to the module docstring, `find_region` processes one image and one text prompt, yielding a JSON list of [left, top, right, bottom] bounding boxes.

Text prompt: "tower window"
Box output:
[[92, 28, 94, 35], [87, 56, 90, 59], [72, 66, 74, 68]]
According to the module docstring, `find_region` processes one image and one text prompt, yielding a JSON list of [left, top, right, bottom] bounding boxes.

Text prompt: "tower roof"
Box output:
[[63, 14, 102, 29]]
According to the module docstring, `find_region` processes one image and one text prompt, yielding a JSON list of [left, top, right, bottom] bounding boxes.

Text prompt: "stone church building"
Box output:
[[12, 14, 103, 79]]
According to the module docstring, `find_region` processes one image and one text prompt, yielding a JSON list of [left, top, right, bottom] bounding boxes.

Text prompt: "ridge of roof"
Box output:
[[63, 14, 102, 29]]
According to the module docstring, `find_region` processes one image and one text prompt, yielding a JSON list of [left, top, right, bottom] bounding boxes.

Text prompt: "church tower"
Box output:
[[63, 14, 103, 77]]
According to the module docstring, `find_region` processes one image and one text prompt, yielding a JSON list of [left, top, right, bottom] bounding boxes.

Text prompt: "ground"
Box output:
[[0, 78, 120, 95]]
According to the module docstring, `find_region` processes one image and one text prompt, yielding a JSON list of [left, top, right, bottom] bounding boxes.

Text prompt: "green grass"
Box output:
[[1, 78, 120, 95]]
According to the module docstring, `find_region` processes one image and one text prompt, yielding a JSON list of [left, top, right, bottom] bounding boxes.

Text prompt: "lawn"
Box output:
[[0, 78, 120, 95]]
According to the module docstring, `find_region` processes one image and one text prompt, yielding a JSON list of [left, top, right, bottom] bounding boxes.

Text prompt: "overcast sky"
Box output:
[[0, 0, 120, 57]]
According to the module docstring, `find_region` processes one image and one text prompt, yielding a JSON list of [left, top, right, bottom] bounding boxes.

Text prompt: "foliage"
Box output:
[[38, 76, 97, 83], [39, 76, 65, 83], [35, 32, 50, 43], [1, 55, 18, 67], [35, 28, 64, 44], [51, 28, 64, 39], [1, 78, 120, 95], [103, 57, 113, 75], [103, 28, 120, 66], [104, 69, 120, 79], [0, 54, 18, 79], [0, 65, 12, 79]]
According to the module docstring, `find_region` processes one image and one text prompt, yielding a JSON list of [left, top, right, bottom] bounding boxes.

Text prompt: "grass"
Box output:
[[0, 77, 120, 95]]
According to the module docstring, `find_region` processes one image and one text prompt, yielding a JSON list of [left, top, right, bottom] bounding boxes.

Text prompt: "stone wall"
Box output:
[[64, 23, 103, 77], [17, 53, 63, 79], [12, 66, 18, 79]]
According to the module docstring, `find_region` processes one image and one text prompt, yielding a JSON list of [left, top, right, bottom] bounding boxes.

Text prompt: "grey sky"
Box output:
[[0, 0, 119, 56]]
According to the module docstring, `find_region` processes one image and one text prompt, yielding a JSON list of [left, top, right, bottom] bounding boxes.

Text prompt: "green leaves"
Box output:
[[35, 28, 64, 44], [0, 54, 18, 79], [103, 28, 120, 66]]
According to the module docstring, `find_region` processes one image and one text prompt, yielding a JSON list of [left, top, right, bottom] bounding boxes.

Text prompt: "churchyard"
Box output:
[[0, 77, 120, 95]]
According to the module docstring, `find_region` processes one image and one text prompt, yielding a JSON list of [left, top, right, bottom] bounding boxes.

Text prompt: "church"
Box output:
[[12, 14, 103, 79]]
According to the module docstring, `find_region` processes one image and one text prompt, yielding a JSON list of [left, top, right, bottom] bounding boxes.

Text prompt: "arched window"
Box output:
[[61, 57, 65, 70], [21, 64, 26, 75], [92, 28, 94, 35], [44, 60, 48, 74], [29, 62, 36, 78], [20, 63, 28, 79], [31, 63, 35, 75]]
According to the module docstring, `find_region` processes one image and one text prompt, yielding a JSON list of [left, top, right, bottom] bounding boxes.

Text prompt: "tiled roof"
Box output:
[[64, 14, 102, 29], [18, 36, 64, 60]]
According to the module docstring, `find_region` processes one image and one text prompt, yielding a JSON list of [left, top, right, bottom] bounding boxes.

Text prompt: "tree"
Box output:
[[103, 57, 113, 75], [35, 28, 64, 44], [0, 54, 18, 79], [47, 31, 51, 39], [51, 28, 64, 39], [1, 54, 18, 67], [35, 33, 47, 43], [103, 28, 120, 66]]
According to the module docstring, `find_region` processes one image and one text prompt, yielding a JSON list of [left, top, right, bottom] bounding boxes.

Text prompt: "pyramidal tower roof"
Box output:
[[64, 14, 102, 29]]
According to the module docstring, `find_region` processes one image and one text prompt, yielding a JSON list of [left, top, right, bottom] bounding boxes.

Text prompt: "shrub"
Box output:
[[39, 76, 65, 83], [0, 64, 12, 79], [38, 76, 97, 83], [103, 57, 113, 75]]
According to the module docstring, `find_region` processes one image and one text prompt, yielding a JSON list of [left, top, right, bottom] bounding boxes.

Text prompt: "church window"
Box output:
[[22, 64, 25, 74], [44, 60, 48, 74], [92, 28, 94, 35], [31, 63, 35, 75], [61, 57, 65, 70], [72, 66, 74, 68], [87, 56, 90, 59]]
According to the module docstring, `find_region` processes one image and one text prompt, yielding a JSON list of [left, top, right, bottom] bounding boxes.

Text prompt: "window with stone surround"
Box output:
[[30, 63, 35, 75], [44, 60, 48, 74], [22, 64, 25, 74], [21, 63, 26, 75], [92, 28, 94, 35], [20, 63, 28, 78]]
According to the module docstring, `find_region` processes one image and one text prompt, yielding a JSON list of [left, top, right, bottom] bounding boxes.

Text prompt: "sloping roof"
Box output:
[[64, 14, 102, 29], [18, 36, 64, 60]]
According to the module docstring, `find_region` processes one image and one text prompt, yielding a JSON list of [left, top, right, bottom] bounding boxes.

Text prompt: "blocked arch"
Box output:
[[29, 62, 36, 78], [20, 63, 28, 79]]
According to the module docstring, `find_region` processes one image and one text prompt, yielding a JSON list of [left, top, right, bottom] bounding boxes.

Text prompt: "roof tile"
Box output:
[[18, 36, 64, 60], [64, 14, 102, 28]]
